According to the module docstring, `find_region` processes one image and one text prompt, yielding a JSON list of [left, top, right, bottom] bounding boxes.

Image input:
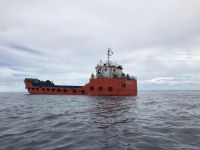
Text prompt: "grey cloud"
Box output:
[[0, 0, 200, 91], [141, 76, 200, 85], [8, 43, 42, 55]]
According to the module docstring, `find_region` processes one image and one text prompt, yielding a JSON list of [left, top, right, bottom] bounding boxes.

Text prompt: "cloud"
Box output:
[[0, 0, 200, 91], [141, 76, 200, 85], [7, 43, 42, 55]]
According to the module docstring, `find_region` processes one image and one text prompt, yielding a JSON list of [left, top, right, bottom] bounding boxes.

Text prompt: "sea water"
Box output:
[[0, 91, 200, 150]]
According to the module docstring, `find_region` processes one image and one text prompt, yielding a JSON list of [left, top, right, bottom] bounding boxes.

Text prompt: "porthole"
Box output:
[[42, 88, 45, 91], [63, 89, 67, 92], [32, 88, 35, 90], [90, 86, 94, 91], [52, 89, 55, 92], [36, 88, 39, 91], [57, 89, 60, 92], [108, 86, 113, 92], [99, 86, 103, 91]]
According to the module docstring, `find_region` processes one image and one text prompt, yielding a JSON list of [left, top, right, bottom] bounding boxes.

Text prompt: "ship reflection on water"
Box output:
[[88, 96, 138, 129]]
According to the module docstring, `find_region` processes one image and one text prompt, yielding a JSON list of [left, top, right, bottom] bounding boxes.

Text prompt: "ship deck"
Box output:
[[32, 84, 83, 88]]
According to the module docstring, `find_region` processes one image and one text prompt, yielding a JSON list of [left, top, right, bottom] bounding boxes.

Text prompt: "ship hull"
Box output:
[[24, 78, 137, 96]]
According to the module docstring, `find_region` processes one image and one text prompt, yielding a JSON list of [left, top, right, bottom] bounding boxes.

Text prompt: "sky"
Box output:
[[0, 0, 200, 92]]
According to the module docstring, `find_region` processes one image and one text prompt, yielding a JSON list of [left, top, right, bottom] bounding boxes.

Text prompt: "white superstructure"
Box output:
[[94, 48, 125, 79], [93, 48, 136, 80]]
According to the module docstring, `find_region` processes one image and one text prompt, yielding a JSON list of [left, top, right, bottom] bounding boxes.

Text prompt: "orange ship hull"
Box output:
[[24, 78, 137, 96]]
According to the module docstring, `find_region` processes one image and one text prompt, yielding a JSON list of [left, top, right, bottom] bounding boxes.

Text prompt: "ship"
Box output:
[[24, 49, 137, 96]]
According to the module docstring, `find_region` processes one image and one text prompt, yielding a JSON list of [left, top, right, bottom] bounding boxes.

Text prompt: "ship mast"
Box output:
[[107, 48, 113, 65]]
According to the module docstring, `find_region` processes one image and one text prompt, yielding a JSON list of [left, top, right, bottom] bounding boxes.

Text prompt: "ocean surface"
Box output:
[[0, 91, 200, 150]]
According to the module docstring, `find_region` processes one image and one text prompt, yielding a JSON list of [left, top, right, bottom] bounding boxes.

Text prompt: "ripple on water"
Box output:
[[0, 92, 200, 150]]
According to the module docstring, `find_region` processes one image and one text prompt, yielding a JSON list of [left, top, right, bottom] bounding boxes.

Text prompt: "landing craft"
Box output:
[[24, 49, 137, 96]]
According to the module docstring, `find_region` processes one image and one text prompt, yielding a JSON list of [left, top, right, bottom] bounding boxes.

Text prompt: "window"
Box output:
[[98, 69, 101, 74], [57, 89, 60, 92], [63, 89, 67, 92], [47, 88, 49, 92], [73, 89, 76, 93], [52, 89, 55, 92]]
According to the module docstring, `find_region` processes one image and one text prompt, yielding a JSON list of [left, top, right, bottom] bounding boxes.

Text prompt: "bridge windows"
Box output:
[[97, 69, 101, 74]]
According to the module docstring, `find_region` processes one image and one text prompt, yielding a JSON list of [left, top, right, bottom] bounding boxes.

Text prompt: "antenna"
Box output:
[[100, 59, 102, 66], [107, 48, 113, 65]]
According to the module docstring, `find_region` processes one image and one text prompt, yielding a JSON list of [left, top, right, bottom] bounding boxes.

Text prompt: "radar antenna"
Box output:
[[107, 48, 113, 65]]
